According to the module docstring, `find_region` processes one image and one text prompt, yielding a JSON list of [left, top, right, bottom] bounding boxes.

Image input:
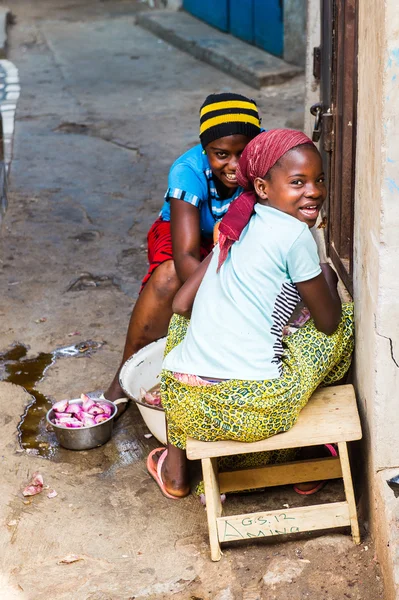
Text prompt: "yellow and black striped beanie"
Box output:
[[199, 93, 261, 148]]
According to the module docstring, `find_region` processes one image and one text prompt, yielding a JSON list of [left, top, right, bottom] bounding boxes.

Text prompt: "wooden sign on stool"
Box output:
[[186, 384, 362, 561]]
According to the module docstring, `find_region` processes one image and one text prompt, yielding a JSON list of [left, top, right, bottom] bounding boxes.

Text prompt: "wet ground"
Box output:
[[1, 341, 105, 458], [0, 0, 385, 598]]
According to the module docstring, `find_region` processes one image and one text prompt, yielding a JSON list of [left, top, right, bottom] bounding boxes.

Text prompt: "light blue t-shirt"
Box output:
[[162, 205, 322, 381], [160, 144, 242, 238]]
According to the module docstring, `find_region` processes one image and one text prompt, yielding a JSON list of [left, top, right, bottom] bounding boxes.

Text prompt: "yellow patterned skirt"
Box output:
[[161, 303, 354, 463]]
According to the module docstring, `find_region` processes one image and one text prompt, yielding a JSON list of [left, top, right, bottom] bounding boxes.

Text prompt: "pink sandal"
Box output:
[[146, 447, 180, 500], [293, 444, 338, 496]]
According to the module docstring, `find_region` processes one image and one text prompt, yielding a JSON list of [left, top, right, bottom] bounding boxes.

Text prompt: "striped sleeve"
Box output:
[[166, 162, 206, 208], [165, 187, 201, 207]]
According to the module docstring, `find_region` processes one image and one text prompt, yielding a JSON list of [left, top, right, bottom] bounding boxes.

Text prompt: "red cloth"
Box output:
[[140, 218, 213, 292], [217, 129, 314, 271]]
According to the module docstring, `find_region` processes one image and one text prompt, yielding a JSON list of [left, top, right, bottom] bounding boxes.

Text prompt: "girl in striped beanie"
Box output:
[[98, 92, 261, 409]]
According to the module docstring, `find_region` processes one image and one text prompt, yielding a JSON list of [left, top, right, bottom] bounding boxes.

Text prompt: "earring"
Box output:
[[202, 149, 207, 155]]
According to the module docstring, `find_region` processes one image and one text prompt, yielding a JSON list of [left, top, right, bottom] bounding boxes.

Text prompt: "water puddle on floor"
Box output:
[[0, 341, 104, 459]]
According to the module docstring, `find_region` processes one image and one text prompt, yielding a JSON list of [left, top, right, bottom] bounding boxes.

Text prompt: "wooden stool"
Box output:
[[186, 384, 362, 561]]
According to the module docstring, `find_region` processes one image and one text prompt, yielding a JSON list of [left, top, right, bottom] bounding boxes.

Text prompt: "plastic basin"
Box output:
[[119, 338, 167, 445]]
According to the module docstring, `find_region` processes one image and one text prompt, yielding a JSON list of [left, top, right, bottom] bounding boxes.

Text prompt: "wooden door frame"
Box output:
[[318, 0, 358, 296], [328, 0, 358, 295]]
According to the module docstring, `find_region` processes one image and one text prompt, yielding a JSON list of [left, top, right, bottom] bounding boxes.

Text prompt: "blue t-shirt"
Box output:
[[163, 205, 322, 381], [160, 144, 242, 238]]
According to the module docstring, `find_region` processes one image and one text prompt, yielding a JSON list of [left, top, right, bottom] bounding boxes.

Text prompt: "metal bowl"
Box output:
[[46, 398, 117, 450]]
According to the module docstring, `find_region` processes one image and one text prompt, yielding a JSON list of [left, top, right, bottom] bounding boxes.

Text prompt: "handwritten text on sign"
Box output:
[[220, 513, 300, 541]]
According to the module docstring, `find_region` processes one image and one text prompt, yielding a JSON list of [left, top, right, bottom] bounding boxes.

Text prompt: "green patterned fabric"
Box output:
[[161, 303, 354, 452]]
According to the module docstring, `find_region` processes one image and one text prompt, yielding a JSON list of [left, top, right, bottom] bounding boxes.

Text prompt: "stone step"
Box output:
[[136, 10, 302, 90]]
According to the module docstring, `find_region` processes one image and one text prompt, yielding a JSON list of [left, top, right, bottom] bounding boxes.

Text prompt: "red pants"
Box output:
[[140, 217, 213, 292]]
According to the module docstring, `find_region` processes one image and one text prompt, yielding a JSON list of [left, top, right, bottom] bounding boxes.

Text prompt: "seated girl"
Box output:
[[100, 92, 262, 408], [147, 129, 354, 499]]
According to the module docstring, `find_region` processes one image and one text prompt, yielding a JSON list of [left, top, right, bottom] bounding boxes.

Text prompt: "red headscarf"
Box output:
[[217, 129, 314, 270]]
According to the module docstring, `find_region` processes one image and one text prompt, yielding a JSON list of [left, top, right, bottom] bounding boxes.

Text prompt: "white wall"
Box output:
[[304, 0, 320, 137], [305, 1, 399, 595], [350, 0, 399, 595], [355, 0, 399, 472], [284, 0, 307, 67], [304, 0, 327, 260]]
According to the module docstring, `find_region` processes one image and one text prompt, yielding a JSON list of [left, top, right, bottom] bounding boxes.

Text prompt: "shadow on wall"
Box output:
[[149, 0, 182, 9], [284, 0, 307, 68]]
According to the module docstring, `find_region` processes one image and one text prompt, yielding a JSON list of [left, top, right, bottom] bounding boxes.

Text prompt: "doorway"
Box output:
[[311, 0, 358, 295], [182, 0, 284, 58]]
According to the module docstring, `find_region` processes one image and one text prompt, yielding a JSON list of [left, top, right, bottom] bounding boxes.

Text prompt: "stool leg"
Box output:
[[337, 442, 361, 544], [202, 457, 223, 561]]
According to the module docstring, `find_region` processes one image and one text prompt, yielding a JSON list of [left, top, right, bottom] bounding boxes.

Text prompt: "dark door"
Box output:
[[183, 0, 229, 31], [253, 0, 284, 57], [312, 0, 358, 295], [230, 0, 254, 44]]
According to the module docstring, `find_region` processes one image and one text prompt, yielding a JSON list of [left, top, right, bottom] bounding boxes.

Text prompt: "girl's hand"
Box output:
[[319, 262, 338, 292], [172, 252, 213, 318], [213, 221, 220, 244], [296, 264, 341, 335]]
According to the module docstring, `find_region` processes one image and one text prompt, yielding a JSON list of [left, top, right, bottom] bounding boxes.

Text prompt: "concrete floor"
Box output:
[[0, 1, 384, 598]]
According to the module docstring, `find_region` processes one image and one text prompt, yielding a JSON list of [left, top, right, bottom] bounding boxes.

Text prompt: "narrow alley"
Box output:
[[0, 1, 384, 598]]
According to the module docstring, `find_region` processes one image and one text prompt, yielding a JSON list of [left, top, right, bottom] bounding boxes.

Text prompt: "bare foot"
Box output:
[[104, 371, 125, 402], [152, 449, 190, 498], [103, 373, 130, 417], [294, 444, 335, 492], [295, 481, 322, 492]]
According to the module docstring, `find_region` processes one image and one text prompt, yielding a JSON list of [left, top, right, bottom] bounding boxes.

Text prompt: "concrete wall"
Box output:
[[303, 0, 320, 137], [304, 0, 327, 261], [355, 2, 399, 595], [162, 0, 182, 9], [355, 0, 399, 470], [354, 0, 383, 462], [284, 0, 307, 67], [304, 1, 399, 596]]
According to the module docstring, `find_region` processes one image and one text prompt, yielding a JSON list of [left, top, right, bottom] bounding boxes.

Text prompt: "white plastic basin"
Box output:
[[119, 338, 167, 445]]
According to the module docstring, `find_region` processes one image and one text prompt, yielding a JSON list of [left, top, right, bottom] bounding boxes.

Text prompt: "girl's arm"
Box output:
[[172, 252, 213, 318], [296, 263, 342, 335], [170, 198, 202, 282]]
